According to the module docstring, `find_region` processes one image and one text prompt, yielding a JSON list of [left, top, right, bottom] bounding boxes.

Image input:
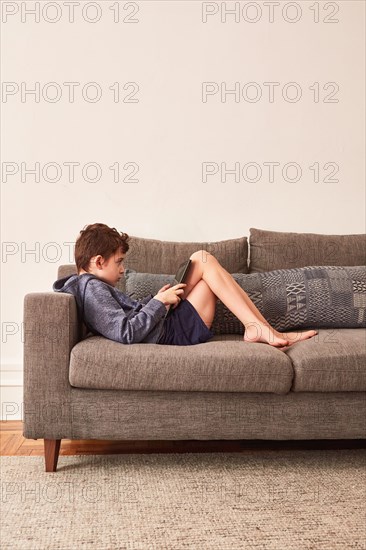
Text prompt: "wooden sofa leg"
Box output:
[[44, 439, 61, 472]]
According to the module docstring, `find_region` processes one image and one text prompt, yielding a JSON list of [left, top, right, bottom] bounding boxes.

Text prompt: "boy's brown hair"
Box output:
[[75, 223, 130, 273]]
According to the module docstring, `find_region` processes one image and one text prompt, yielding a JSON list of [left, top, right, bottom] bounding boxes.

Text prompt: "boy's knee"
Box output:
[[190, 250, 214, 263]]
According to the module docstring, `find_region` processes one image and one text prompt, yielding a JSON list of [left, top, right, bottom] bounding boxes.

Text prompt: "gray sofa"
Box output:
[[23, 228, 366, 472]]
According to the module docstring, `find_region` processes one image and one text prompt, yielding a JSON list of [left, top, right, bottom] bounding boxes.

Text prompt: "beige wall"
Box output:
[[1, 1, 365, 411]]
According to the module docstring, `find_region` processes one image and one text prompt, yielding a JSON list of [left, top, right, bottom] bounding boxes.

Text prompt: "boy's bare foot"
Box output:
[[243, 322, 318, 349], [279, 328, 318, 345], [243, 323, 289, 348]]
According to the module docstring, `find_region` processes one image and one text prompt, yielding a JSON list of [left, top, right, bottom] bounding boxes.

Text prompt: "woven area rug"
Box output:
[[1, 450, 365, 549]]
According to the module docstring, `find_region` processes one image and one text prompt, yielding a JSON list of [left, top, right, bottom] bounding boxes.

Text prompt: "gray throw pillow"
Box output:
[[124, 269, 176, 300], [124, 266, 366, 334]]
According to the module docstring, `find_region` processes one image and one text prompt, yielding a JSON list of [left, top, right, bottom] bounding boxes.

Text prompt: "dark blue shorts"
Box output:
[[157, 299, 215, 346]]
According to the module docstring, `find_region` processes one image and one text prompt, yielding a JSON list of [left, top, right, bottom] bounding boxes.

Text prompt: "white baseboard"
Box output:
[[1, 365, 23, 421]]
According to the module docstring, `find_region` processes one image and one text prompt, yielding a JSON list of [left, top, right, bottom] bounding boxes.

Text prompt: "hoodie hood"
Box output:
[[52, 273, 98, 312]]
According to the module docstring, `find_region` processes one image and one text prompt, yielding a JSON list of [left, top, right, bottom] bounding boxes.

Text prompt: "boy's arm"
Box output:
[[84, 280, 167, 344], [139, 293, 154, 305], [121, 292, 154, 308]]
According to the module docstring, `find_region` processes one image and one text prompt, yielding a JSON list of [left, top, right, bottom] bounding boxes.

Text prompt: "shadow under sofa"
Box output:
[[23, 228, 366, 471]]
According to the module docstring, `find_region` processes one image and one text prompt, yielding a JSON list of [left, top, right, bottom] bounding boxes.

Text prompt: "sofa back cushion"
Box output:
[[124, 235, 249, 274], [56, 235, 248, 293], [249, 228, 366, 273], [57, 264, 77, 279]]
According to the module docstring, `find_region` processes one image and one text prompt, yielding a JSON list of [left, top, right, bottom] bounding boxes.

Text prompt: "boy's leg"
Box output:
[[184, 279, 217, 330], [183, 250, 317, 347]]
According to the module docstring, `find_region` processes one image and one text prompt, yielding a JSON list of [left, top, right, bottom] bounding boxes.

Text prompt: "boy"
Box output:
[[53, 223, 318, 348]]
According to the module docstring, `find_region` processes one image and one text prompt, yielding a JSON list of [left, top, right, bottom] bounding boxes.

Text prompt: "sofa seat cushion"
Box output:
[[69, 335, 293, 394], [288, 328, 366, 392]]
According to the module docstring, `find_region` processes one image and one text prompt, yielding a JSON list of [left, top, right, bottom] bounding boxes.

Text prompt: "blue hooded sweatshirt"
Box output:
[[52, 273, 168, 344]]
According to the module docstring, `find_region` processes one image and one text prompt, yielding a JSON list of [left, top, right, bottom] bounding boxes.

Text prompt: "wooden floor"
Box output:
[[1, 421, 366, 457]]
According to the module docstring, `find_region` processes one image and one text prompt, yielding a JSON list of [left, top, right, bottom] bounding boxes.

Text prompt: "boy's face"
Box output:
[[84, 249, 126, 286]]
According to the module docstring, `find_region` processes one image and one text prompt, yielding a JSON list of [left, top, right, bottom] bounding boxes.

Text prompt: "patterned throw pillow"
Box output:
[[124, 266, 366, 334]]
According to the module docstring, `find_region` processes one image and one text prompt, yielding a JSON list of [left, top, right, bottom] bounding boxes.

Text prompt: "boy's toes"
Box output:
[[278, 345, 290, 351], [271, 340, 289, 348]]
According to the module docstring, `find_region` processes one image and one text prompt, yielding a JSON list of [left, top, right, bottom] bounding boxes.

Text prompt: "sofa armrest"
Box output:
[[23, 292, 80, 439]]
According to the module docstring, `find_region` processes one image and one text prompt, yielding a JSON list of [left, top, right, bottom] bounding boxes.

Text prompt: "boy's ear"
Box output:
[[95, 255, 106, 269], [90, 255, 103, 269]]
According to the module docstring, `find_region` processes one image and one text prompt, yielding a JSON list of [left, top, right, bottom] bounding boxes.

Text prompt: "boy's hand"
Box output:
[[157, 283, 171, 294], [154, 283, 187, 308]]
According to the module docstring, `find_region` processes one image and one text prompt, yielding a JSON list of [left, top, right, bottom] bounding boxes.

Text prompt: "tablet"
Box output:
[[165, 259, 192, 317], [174, 259, 192, 285]]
